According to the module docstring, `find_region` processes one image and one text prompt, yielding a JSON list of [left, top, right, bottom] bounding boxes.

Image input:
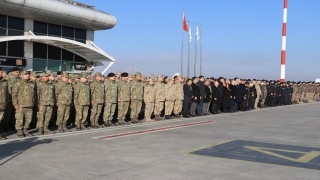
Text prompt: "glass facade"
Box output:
[[0, 14, 24, 37]]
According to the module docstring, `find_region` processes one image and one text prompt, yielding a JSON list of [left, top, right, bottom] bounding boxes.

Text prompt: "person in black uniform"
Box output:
[[211, 81, 220, 114]]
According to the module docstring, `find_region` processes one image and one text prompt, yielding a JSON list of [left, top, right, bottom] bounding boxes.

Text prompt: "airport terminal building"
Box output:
[[0, 0, 116, 73]]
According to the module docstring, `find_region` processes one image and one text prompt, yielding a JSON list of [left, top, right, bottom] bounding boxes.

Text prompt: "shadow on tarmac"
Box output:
[[0, 137, 56, 166]]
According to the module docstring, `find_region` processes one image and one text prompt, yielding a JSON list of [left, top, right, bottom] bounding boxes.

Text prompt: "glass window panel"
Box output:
[[0, 14, 6, 28], [34, 21, 47, 35], [33, 59, 47, 72], [75, 39, 86, 44], [48, 23, 61, 37], [8, 29, 24, 36], [8, 40, 24, 57], [48, 45, 61, 60], [62, 26, 74, 39], [0, 42, 6, 56], [74, 54, 86, 62], [62, 49, 73, 61], [33, 42, 47, 59], [0, 28, 6, 36], [75, 28, 86, 40], [8, 16, 24, 30], [61, 61, 73, 71], [48, 60, 61, 72]]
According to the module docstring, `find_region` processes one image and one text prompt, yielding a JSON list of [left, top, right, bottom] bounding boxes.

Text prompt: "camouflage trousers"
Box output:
[[144, 102, 154, 120], [56, 105, 70, 125], [75, 105, 89, 126], [173, 100, 183, 114], [15, 107, 33, 130], [118, 101, 129, 122], [103, 103, 116, 121], [37, 105, 53, 128], [154, 101, 164, 115], [165, 101, 174, 115], [130, 100, 142, 119], [0, 109, 4, 122], [254, 97, 260, 108], [90, 103, 103, 124]]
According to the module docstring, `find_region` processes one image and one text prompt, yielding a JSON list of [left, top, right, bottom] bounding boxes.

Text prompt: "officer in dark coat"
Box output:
[[211, 81, 220, 114], [183, 79, 193, 118]]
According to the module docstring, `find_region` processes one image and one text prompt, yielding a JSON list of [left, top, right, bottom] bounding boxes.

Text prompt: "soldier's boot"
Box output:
[[17, 129, 24, 138], [38, 127, 44, 135], [44, 126, 54, 134], [23, 128, 32, 137], [0, 135, 5, 140], [81, 124, 89, 130], [154, 115, 160, 121], [76, 125, 81, 131], [131, 118, 138, 124], [57, 125, 64, 133], [90, 121, 96, 129], [165, 115, 171, 120], [95, 120, 101, 128], [63, 123, 71, 132], [174, 114, 181, 119], [145, 118, 155, 122], [103, 121, 110, 127]]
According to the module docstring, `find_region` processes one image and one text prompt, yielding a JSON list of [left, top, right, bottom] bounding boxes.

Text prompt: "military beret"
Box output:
[[57, 71, 62, 75], [107, 73, 116, 77], [94, 72, 103, 77], [135, 72, 142, 76], [20, 71, 30, 75], [253, 79, 256, 81], [121, 72, 129, 77], [11, 67, 20, 72]]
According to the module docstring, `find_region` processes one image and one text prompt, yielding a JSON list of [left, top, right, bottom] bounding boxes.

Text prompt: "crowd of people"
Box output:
[[0, 66, 319, 140]]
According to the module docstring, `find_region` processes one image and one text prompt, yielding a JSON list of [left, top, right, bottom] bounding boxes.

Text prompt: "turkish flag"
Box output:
[[183, 13, 188, 32]]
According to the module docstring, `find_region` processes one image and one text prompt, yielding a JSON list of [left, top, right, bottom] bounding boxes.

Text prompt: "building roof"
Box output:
[[0, 35, 115, 66], [0, 0, 116, 30]]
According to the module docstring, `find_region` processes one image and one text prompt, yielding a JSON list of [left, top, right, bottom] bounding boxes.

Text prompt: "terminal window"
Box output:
[[8, 40, 24, 58]]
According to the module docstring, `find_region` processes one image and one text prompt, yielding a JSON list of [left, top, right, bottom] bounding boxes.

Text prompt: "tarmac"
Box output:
[[0, 102, 320, 180]]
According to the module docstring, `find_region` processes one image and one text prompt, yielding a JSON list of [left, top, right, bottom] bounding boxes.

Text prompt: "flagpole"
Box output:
[[200, 24, 202, 75], [194, 23, 198, 77], [181, 9, 184, 76], [188, 21, 190, 77]]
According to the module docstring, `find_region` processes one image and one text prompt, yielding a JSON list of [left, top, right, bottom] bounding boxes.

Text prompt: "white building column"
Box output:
[[24, 19, 33, 70]]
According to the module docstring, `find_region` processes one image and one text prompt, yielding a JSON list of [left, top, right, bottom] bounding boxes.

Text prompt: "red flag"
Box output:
[[183, 13, 188, 32]]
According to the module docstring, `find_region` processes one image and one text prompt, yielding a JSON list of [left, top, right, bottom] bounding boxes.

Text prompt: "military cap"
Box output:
[[39, 72, 49, 77], [121, 72, 129, 77], [46, 70, 53, 74], [135, 72, 142, 76], [87, 75, 93, 80], [80, 72, 88, 78], [74, 74, 80, 79], [94, 72, 103, 77], [177, 75, 184, 78], [107, 72, 116, 77], [30, 71, 39, 77], [61, 72, 69, 78], [11, 67, 20, 71], [157, 74, 163, 78], [20, 70, 30, 75]]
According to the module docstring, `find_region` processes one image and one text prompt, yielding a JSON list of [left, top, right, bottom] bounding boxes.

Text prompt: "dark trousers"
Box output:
[[197, 100, 204, 114], [229, 100, 235, 112], [211, 103, 218, 113], [183, 103, 191, 117]]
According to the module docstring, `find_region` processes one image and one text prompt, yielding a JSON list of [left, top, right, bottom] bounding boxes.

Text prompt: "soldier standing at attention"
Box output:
[[144, 79, 155, 122], [165, 78, 176, 119], [55, 72, 72, 133], [154, 75, 165, 120], [89, 72, 105, 128], [117, 72, 131, 125], [37, 73, 55, 135], [103, 73, 118, 127], [74, 73, 90, 130], [173, 75, 184, 118], [12, 71, 35, 137], [130, 72, 144, 124], [115, 72, 121, 82], [0, 68, 8, 140]]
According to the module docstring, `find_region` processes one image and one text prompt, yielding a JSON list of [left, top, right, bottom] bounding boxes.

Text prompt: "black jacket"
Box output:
[[191, 82, 200, 103], [211, 86, 220, 104], [204, 85, 211, 103], [183, 84, 193, 103], [198, 81, 206, 99]]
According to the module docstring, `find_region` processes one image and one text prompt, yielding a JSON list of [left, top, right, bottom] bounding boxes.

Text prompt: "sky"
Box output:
[[81, 0, 320, 81]]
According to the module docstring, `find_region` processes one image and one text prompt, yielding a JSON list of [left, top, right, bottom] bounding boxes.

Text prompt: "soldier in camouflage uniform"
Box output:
[[103, 73, 118, 127], [117, 72, 131, 125], [154, 75, 165, 120], [74, 73, 90, 130], [89, 72, 105, 128], [115, 72, 121, 83], [173, 75, 184, 118], [36, 73, 55, 135], [144, 79, 155, 122], [12, 71, 35, 137], [4, 67, 20, 131], [291, 82, 298, 104], [55, 72, 73, 133], [130, 72, 144, 124], [0, 68, 8, 140], [165, 78, 176, 119]]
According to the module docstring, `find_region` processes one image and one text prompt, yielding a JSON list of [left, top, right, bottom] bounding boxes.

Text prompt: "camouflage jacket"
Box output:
[[74, 82, 90, 106], [12, 79, 35, 108], [6, 74, 19, 101], [174, 82, 184, 101], [255, 84, 262, 96], [37, 81, 55, 106], [117, 79, 130, 102], [90, 80, 105, 104], [130, 79, 144, 100], [165, 83, 175, 101], [154, 81, 165, 102], [0, 78, 9, 109], [104, 79, 118, 103], [55, 81, 73, 106], [144, 85, 155, 103], [292, 85, 298, 93]]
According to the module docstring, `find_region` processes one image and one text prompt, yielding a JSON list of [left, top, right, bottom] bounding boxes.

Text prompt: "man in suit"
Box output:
[[190, 77, 200, 117]]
